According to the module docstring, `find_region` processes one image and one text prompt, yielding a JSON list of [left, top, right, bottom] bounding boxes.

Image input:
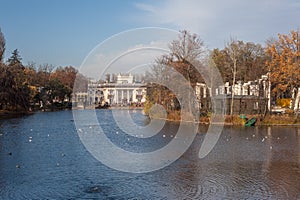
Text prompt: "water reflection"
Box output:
[[0, 110, 299, 199], [261, 126, 272, 173]]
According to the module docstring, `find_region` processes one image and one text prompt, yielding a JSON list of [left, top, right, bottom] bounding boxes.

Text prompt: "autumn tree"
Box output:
[[0, 28, 88, 111], [51, 66, 77, 88], [2, 49, 31, 111], [44, 79, 71, 102], [35, 64, 54, 88], [266, 29, 300, 109], [50, 66, 78, 100], [0, 29, 6, 109], [146, 30, 206, 116], [211, 39, 268, 115], [0, 28, 5, 63], [211, 40, 267, 84], [24, 62, 38, 85], [211, 48, 231, 82], [0, 64, 13, 110]]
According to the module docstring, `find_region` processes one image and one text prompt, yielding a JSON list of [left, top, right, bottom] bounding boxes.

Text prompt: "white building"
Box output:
[[116, 74, 134, 84], [195, 74, 271, 111], [89, 74, 146, 106], [72, 91, 88, 108]]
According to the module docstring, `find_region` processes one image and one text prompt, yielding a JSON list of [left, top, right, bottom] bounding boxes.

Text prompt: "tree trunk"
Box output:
[[230, 59, 237, 116], [294, 88, 300, 122], [187, 65, 192, 115]]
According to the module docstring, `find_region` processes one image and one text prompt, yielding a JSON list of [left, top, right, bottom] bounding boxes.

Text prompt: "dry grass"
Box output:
[[145, 108, 300, 126], [224, 115, 245, 125], [167, 111, 182, 121], [262, 114, 300, 125]]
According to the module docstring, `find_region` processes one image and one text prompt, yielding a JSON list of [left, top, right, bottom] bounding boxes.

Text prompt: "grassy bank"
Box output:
[[261, 114, 300, 125], [207, 114, 300, 126], [145, 107, 300, 126]]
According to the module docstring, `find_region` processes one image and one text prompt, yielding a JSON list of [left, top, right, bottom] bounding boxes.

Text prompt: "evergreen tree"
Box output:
[[7, 49, 22, 66]]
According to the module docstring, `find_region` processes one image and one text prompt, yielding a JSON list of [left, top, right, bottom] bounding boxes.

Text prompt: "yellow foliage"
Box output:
[[29, 85, 38, 99], [143, 99, 153, 116], [276, 98, 291, 108]]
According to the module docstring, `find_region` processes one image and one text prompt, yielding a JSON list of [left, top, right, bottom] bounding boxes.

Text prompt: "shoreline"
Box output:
[[147, 117, 300, 126], [2, 109, 300, 127], [146, 112, 300, 126], [0, 110, 34, 120]]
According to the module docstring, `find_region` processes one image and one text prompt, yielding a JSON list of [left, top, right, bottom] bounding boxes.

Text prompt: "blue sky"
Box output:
[[0, 0, 299, 74]]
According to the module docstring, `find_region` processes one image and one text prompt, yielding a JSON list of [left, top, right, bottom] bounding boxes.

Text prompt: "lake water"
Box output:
[[0, 110, 300, 199]]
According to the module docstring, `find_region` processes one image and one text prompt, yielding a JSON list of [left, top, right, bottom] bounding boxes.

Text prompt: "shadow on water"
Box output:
[[0, 110, 299, 199]]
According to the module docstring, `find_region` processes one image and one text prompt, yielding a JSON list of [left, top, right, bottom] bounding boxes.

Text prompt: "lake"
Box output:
[[0, 110, 300, 199]]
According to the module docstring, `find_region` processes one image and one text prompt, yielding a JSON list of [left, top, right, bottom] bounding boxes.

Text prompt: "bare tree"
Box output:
[[146, 30, 206, 117], [169, 30, 204, 62], [168, 30, 205, 85], [224, 38, 239, 116]]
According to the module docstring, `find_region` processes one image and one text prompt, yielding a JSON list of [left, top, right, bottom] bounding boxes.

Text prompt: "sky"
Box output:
[[0, 0, 299, 78]]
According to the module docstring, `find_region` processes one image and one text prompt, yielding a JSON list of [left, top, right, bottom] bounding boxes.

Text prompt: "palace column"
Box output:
[[115, 89, 118, 104]]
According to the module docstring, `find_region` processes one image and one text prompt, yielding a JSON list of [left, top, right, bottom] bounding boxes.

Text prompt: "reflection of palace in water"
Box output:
[[73, 74, 147, 107]]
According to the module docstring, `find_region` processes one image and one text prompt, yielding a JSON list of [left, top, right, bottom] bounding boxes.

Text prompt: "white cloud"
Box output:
[[79, 40, 172, 79], [77, 28, 179, 79], [134, 0, 300, 48]]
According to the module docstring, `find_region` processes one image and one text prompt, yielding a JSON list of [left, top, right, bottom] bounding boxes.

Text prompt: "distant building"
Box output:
[[116, 74, 134, 84], [195, 74, 271, 115], [73, 74, 146, 108], [213, 95, 268, 115], [72, 91, 88, 109]]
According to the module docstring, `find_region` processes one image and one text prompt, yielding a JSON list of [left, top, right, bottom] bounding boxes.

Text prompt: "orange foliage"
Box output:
[[267, 29, 300, 98], [50, 66, 77, 89], [276, 98, 291, 108]]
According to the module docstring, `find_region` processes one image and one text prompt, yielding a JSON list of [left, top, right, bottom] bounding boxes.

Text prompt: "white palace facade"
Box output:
[[73, 74, 147, 107]]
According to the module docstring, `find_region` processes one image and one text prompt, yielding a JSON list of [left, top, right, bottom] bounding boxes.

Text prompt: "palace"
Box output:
[[73, 74, 147, 108]]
